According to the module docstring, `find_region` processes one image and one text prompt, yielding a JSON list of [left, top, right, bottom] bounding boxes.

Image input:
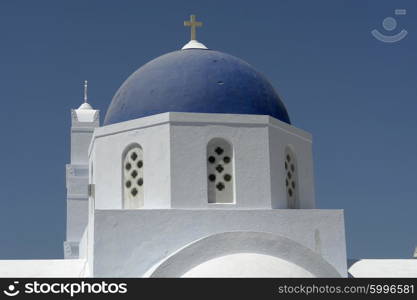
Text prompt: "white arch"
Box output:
[[146, 231, 341, 278]]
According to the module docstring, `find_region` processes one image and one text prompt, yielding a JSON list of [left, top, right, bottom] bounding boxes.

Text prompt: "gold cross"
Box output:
[[184, 14, 202, 41]]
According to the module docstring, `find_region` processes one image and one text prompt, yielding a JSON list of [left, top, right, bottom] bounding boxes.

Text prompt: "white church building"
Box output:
[[0, 16, 416, 278]]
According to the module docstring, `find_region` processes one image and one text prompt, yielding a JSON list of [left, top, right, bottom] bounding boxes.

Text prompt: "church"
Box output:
[[0, 15, 415, 278]]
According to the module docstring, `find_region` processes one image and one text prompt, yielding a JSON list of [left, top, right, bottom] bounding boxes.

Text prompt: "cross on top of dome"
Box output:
[[182, 14, 208, 50], [184, 14, 202, 41]]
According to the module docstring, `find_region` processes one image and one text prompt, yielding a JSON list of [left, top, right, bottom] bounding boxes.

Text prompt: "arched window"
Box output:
[[284, 148, 298, 209], [123, 144, 144, 209], [207, 138, 234, 204]]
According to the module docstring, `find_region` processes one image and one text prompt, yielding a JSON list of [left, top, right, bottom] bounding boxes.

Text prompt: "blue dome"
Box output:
[[104, 49, 290, 125]]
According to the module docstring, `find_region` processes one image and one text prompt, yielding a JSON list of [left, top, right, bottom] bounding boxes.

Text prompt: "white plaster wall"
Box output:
[[78, 229, 90, 277], [70, 109, 98, 165], [90, 114, 171, 209], [0, 260, 86, 277], [183, 253, 314, 277], [169, 113, 313, 208], [268, 118, 315, 209], [91, 209, 347, 277], [66, 200, 88, 242], [90, 112, 313, 210], [65, 109, 99, 258], [78, 229, 88, 259], [86, 175, 95, 277], [170, 117, 271, 208], [71, 131, 95, 165], [349, 259, 417, 278]]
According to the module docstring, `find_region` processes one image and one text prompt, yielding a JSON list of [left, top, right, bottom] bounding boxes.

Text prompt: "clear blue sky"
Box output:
[[0, 0, 415, 259]]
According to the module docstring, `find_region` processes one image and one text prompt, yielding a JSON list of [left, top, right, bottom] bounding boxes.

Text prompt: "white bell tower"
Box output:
[[64, 81, 99, 259]]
